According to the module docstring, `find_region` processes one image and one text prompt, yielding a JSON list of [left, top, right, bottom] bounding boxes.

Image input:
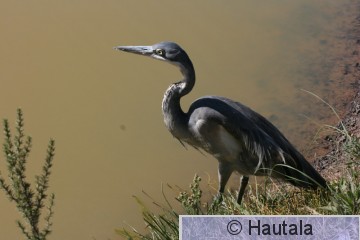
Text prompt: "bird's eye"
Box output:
[[155, 49, 165, 56]]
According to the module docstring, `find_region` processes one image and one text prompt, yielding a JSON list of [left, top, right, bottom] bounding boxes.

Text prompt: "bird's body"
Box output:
[[114, 41, 327, 204]]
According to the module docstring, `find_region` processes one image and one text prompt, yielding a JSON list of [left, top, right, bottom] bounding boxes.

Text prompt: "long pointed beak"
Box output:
[[113, 45, 153, 56]]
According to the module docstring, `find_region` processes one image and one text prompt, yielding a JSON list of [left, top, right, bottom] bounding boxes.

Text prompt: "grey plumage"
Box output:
[[114, 41, 327, 204]]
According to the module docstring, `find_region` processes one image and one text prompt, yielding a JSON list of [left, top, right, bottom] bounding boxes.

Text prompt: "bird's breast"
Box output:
[[190, 119, 242, 164]]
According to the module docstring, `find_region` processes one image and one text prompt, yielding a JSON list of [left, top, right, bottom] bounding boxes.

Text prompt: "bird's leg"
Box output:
[[210, 163, 233, 212], [216, 163, 233, 201], [237, 176, 249, 204]]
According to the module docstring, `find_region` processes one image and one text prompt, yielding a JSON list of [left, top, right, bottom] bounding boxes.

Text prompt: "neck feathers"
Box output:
[[161, 60, 195, 137]]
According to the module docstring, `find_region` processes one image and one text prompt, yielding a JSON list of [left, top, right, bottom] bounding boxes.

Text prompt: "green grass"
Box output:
[[118, 164, 359, 240]]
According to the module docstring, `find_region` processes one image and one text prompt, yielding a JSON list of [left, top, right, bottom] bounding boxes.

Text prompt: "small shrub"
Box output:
[[0, 109, 56, 240]]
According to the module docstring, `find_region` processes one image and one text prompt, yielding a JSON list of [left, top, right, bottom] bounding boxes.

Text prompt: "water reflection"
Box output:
[[0, 0, 354, 239]]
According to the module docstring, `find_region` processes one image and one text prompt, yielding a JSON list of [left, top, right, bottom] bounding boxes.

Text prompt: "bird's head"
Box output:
[[114, 41, 191, 68]]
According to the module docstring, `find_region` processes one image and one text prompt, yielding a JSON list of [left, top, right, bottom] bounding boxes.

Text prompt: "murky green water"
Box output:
[[0, 0, 356, 239]]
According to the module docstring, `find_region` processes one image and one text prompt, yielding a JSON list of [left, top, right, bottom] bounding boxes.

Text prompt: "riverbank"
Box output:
[[312, 4, 360, 180]]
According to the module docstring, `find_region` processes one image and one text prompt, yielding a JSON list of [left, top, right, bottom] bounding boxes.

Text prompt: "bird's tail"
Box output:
[[273, 151, 327, 189]]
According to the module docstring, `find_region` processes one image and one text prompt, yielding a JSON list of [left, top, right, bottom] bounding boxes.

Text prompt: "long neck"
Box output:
[[162, 60, 195, 137]]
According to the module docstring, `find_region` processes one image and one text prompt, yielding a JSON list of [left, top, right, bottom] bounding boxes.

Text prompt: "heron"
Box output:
[[114, 41, 327, 204]]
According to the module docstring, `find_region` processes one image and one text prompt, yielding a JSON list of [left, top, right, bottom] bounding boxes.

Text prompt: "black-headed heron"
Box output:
[[114, 41, 327, 204]]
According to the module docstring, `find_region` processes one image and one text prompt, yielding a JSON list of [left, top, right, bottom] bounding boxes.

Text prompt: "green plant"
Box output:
[[344, 136, 360, 160], [318, 139, 360, 216], [0, 109, 56, 240], [117, 189, 179, 240], [177, 175, 242, 215], [177, 175, 203, 215], [322, 167, 360, 214]]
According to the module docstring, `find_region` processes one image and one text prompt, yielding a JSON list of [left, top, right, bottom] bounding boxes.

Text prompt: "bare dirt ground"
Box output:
[[312, 8, 360, 181]]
